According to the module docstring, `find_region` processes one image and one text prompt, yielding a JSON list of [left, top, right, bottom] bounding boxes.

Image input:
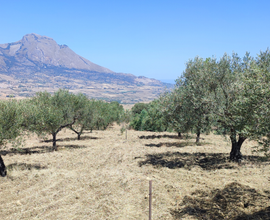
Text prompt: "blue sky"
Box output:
[[1, 0, 270, 84]]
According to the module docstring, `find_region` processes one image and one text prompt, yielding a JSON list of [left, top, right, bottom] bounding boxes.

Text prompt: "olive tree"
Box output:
[[160, 57, 215, 142], [177, 58, 215, 142], [201, 51, 270, 161], [179, 53, 256, 159], [0, 99, 25, 176], [68, 96, 95, 140], [0, 100, 23, 146], [208, 53, 254, 161], [241, 49, 270, 156], [27, 89, 84, 149], [161, 50, 270, 161], [159, 88, 192, 138], [89, 100, 124, 131]]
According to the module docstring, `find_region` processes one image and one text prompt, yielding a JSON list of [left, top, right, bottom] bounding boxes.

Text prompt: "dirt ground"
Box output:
[[0, 124, 269, 220]]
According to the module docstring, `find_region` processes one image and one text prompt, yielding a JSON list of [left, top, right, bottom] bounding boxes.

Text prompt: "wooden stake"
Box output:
[[149, 180, 152, 220]]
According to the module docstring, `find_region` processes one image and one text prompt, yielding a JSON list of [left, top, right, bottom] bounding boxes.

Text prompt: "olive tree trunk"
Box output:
[[196, 130, 201, 144], [52, 133, 57, 150], [0, 155, 7, 177], [229, 132, 246, 162]]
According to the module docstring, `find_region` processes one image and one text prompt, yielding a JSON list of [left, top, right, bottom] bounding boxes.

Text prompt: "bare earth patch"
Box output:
[[0, 125, 269, 219]]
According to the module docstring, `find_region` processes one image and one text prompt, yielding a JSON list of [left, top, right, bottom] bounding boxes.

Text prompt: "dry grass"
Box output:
[[0, 125, 270, 219]]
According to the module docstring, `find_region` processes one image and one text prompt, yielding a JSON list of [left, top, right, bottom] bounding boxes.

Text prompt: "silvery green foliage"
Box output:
[[89, 100, 124, 131], [0, 99, 26, 177], [69, 96, 94, 140], [0, 99, 23, 147], [160, 49, 270, 160], [26, 89, 85, 148], [241, 49, 270, 156], [160, 57, 215, 142]]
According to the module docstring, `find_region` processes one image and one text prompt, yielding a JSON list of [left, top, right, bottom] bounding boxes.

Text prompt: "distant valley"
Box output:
[[0, 33, 172, 103]]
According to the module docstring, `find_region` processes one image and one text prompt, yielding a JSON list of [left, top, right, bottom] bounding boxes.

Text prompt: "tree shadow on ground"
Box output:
[[7, 162, 47, 171], [0, 145, 54, 155], [139, 134, 181, 139], [139, 134, 193, 140], [171, 182, 270, 220], [42, 135, 99, 143], [138, 152, 269, 170], [57, 144, 87, 150], [0, 144, 87, 156], [145, 141, 209, 148]]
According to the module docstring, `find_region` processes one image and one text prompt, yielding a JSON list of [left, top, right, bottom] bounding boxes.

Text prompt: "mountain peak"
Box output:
[[0, 33, 114, 73], [21, 33, 56, 47]]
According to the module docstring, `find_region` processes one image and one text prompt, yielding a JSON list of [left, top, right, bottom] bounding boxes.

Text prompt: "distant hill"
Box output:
[[0, 33, 172, 103]]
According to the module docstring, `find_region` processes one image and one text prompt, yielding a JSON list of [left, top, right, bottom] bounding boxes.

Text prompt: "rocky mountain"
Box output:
[[0, 33, 172, 103]]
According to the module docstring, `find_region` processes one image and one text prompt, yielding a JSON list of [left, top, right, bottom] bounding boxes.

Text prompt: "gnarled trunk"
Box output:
[[0, 155, 7, 177], [52, 133, 57, 151], [69, 125, 84, 140], [196, 130, 201, 144], [229, 132, 246, 162]]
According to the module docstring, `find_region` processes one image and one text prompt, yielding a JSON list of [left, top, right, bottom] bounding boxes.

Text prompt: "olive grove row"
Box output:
[[130, 49, 270, 161], [0, 89, 124, 151]]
